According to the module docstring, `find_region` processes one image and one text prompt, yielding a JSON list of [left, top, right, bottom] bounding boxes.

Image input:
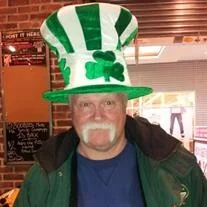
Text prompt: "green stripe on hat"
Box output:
[[75, 4, 101, 50], [46, 11, 74, 53], [115, 8, 132, 38]]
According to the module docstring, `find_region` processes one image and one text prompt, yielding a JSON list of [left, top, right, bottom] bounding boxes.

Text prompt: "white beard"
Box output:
[[81, 122, 116, 144]]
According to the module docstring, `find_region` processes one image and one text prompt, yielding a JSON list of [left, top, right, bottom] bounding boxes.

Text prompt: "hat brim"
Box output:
[[42, 85, 153, 103]]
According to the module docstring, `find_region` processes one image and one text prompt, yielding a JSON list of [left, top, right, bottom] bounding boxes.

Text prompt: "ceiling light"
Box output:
[[8, 45, 16, 52], [139, 46, 164, 58], [124, 45, 164, 59]]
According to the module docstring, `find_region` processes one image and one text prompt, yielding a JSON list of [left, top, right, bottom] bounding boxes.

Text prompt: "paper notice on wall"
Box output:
[[194, 141, 207, 178], [1, 30, 46, 66]]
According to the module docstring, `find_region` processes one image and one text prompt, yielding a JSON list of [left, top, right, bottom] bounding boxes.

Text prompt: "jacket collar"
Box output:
[[35, 115, 180, 173], [125, 115, 180, 160]]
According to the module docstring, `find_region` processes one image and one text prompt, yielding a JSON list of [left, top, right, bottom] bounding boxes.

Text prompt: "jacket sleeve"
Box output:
[[190, 162, 207, 207], [13, 162, 49, 207], [173, 146, 207, 207]]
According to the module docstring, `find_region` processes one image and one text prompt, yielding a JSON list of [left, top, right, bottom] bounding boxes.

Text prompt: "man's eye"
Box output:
[[103, 100, 116, 108], [105, 101, 113, 105], [80, 102, 90, 108]]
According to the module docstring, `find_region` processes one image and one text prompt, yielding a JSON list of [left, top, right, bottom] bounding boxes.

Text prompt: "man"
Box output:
[[170, 106, 186, 138], [14, 2, 207, 207]]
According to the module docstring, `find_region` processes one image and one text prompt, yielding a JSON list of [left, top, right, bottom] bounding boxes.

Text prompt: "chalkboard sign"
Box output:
[[5, 122, 50, 163]]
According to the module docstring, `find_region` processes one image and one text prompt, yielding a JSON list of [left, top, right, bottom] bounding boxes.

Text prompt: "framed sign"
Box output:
[[2, 30, 46, 66], [194, 140, 207, 178], [6, 122, 49, 162]]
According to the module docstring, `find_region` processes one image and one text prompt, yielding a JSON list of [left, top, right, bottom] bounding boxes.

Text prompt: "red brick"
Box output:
[[50, 57, 58, 66], [54, 0, 73, 2], [40, 4, 62, 12], [30, 12, 50, 21], [53, 127, 71, 135], [0, 181, 13, 188], [0, 166, 13, 173], [18, 21, 41, 29], [18, 22, 31, 29], [14, 165, 31, 173], [51, 66, 61, 73], [53, 104, 70, 112], [31, 22, 42, 28], [8, 14, 29, 22], [55, 119, 72, 127], [0, 15, 6, 23], [0, 0, 7, 7], [0, 23, 18, 30], [3, 174, 24, 180], [0, 130, 3, 137], [53, 73, 64, 81], [31, 0, 51, 3], [14, 165, 30, 172], [0, 7, 17, 14], [50, 54, 57, 60], [8, 0, 29, 6], [53, 112, 70, 119], [15, 181, 23, 188], [0, 159, 3, 166], [18, 5, 39, 13], [51, 81, 65, 89]]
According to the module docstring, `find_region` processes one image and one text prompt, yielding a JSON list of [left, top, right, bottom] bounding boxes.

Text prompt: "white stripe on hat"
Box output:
[[40, 23, 67, 58], [100, 3, 120, 50], [58, 5, 87, 52]]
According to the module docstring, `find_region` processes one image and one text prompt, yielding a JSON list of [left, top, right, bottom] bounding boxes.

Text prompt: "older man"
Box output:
[[14, 2, 206, 207]]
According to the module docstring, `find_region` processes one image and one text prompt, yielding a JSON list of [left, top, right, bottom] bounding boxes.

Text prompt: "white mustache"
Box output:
[[82, 122, 116, 143]]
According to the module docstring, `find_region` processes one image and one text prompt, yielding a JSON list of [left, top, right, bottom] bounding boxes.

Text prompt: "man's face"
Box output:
[[71, 93, 127, 152]]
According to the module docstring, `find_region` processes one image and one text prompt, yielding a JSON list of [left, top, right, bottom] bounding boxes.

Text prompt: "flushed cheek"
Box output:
[[72, 112, 88, 128]]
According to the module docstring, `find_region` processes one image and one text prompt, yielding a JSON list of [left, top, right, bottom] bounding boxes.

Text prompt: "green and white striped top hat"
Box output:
[[40, 2, 152, 103]]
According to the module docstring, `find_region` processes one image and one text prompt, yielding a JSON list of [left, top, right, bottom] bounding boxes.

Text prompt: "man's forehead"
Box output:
[[71, 93, 125, 100]]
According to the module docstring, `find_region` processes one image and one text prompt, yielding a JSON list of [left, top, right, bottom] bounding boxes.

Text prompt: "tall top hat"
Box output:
[[40, 2, 152, 103]]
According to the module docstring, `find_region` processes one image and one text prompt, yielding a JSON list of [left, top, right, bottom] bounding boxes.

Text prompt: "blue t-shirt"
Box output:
[[77, 142, 145, 207]]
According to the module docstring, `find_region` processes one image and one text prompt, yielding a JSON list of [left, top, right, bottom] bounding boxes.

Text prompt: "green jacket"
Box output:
[[14, 116, 207, 207]]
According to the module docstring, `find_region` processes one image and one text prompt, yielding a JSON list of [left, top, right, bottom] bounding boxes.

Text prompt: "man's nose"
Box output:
[[93, 104, 103, 120]]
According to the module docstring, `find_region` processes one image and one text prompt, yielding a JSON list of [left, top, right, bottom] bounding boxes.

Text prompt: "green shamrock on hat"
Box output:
[[58, 58, 71, 85], [85, 51, 125, 82]]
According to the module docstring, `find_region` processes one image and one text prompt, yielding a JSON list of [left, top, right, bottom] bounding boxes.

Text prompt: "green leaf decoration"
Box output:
[[110, 63, 124, 81], [85, 62, 104, 79], [58, 58, 71, 85], [85, 51, 125, 82], [93, 51, 115, 62]]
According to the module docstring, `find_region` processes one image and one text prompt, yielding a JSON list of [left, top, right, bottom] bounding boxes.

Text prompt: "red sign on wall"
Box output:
[[1, 30, 46, 66], [195, 126, 207, 140]]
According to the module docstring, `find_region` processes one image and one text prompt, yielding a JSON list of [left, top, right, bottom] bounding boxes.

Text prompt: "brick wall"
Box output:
[[0, 0, 81, 194]]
